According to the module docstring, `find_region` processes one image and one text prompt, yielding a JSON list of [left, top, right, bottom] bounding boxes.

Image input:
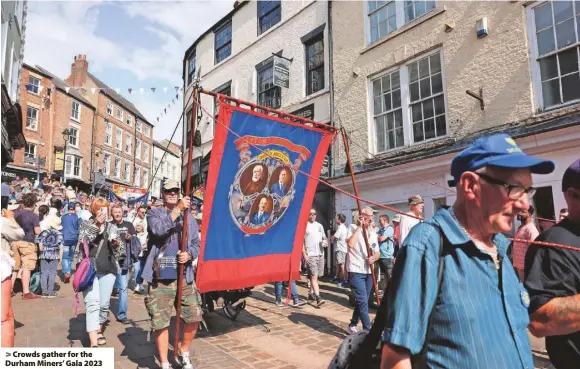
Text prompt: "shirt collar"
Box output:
[[433, 207, 510, 257]]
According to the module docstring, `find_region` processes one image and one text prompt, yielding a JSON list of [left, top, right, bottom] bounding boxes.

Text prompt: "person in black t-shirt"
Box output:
[[526, 159, 580, 369]]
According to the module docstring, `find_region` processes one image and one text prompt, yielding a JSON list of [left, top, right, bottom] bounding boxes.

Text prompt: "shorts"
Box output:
[[144, 279, 203, 331], [335, 251, 346, 265], [378, 258, 393, 278], [307, 255, 324, 278], [11, 241, 38, 271]]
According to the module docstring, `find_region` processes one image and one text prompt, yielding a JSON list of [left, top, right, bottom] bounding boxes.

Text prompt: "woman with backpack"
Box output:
[[76, 197, 117, 347]]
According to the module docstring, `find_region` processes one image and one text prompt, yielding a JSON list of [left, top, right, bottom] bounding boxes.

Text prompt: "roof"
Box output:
[[30, 64, 95, 109], [153, 139, 181, 157], [182, 0, 249, 80], [87, 72, 152, 126]]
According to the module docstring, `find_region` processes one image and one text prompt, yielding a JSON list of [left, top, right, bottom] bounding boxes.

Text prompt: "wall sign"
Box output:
[[273, 56, 290, 88], [290, 104, 315, 120]]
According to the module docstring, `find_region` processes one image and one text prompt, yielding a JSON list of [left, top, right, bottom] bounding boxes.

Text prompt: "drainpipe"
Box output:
[[89, 108, 96, 185]]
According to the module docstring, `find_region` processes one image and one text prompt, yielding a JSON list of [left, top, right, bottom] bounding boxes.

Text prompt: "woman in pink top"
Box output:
[[512, 206, 539, 281]]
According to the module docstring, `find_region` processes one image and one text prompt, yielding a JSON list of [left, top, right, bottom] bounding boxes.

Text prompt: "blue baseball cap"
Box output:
[[449, 133, 554, 187]]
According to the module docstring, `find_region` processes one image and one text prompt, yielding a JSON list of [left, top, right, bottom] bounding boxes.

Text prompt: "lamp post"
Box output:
[[62, 128, 71, 185]]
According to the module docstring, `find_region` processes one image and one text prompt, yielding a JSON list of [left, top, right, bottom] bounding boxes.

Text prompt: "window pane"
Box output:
[[554, 1, 573, 23], [394, 110, 403, 128], [535, 3, 553, 30], [434, 95, 445, 115], [396, 127, 404, 147], [409, 63, 419, 82], [419, 58, 430, 78], [420, 77, 431, 99], [537, 28, 555, 55], [386, 112, 394, 130], [430, 54, 441, 73], [392, 89, 401, 109], [374, 97, 382, 114], [373, 79, 382, 97], [431, 73, 443, 94], [542, 78, 561, 106], [411, 103, 422, 122], [410, 82, 419, 101], [424, 118, 435, 139], [423, 100, 434, 118], [556, 18, 576, 49], [540, 55, 559, 80], [391, 72, 400, 89], [381, 75, 390, 92], [562, 72, 580, 101], [383, 92, 392, 111], [413, 122, 424, 142], [436, 115, 447, 136], [387, 130, 395, 149], [559, 47, 579, 75]]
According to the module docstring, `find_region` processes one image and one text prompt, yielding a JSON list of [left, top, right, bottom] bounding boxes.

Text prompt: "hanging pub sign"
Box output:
[[273, 56, 291, 88]]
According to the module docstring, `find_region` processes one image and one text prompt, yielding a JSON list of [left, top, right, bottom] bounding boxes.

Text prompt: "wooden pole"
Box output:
[[340, 127, 381, 306], [174, 84, 199, 355]]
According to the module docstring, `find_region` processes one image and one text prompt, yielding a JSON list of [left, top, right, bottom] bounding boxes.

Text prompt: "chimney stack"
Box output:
[[68, 54, 89, 87]]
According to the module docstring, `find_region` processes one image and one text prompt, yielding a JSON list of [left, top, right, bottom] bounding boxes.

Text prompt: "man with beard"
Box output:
[[243, 164, 266, 195]]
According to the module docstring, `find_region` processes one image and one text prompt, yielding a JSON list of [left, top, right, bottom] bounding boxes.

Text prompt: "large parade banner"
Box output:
[[196, 101, 334, 292]]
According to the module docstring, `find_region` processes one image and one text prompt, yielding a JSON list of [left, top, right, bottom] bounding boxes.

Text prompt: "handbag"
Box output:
[[329, 224, 447, 369], [72, 230, 107, 317]]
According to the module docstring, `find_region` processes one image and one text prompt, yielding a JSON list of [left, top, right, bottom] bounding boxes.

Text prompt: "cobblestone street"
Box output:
[[12, 277, 554, 369]]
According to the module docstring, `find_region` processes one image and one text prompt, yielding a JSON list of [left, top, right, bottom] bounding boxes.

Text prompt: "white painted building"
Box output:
[[330, 0, 580, 229], [181, 0, 333, 224], [151, 139, 182, 199]]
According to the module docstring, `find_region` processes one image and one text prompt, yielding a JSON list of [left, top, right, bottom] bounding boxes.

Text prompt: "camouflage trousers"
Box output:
[[144, 279, 203, 331]]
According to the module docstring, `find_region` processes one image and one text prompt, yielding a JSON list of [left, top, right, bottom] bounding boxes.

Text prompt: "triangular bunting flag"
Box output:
[[91, 88, 97, 94], [163, 87, 168, 94], [175, 86, 179, 92], [164, 108, 166, 114], [151, 88, 156, 93], [157, 117, 159, 122], [115, 88, 121, 94], [65, 87, 71, 93], [172, 99, 175, 104], [180, 86, 184, 92], [128, 88, 132, 94], [140, 88, 144, 95], [176, 94, 179, 100]]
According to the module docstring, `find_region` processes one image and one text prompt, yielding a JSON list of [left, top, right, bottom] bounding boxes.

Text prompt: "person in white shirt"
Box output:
[[398, 195, 424, 246], [346, 207, 380, 333], [302, 208, 327, 307], [332, 214, 348, 287]]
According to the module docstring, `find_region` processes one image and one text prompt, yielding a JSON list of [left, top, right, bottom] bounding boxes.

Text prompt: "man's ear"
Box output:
[[459, 172, 480, 201]]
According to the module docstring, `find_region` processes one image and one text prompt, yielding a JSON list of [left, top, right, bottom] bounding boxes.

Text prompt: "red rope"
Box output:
[[197, 98, 578, 252]]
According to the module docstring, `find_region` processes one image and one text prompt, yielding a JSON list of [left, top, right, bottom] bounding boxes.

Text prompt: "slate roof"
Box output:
[[87, 72, 153, 126], [31, 64, 95, 108]]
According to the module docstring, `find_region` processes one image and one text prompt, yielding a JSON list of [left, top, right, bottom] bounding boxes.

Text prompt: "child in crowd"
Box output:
[[38, 217, 63, 298]]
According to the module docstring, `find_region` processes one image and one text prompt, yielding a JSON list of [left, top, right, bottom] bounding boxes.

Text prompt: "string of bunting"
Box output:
[[27, 83, 185, 124]]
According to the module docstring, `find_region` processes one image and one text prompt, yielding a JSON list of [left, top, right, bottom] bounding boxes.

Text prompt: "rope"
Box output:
[[195, 97, 578, 252]]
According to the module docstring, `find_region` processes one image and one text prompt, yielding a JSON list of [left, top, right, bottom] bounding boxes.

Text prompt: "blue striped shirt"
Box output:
[[382, 207, 533, 369]]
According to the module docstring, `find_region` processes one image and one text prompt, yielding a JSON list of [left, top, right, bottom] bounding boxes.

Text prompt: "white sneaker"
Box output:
[[348, 325, 359, 334], [160, 362, 172, 369], [180, 352, 194, 369]]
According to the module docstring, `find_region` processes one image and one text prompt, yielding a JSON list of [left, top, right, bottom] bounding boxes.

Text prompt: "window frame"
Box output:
[[114, 157, 121, 178], [134, 167, 141, 187], [143, 125, 150, 138], [258, 0, 282, 35], [257, 61, 281, 109], [68, 125, 80, 148], [24, 143, 37, 160], [365, 0, 437, 45], [135, 138, 141, 159], [26, 106, 39, 131], [116, 128, 123, 151], [124, 161, 131, 182], [214, 21, 232, 65], [117, 107, 124, 122], [188, 53, 196, 85], [367, 48, 448, 154], [65, 155, 82, 178], [71, 100, 81, 122], [526, 1, 580, 112], [143, 170, 149, 187], [105, 120, 112, 146], [125, 134, 132, 154], [103, 152, 111, 175], [28, 76, 40, 95], [143, 142, 149, 163], [107, 102, 113, 115], [128, 115, 134, 127], [305, 34, 325, 96], [135, 119, 141, 133]]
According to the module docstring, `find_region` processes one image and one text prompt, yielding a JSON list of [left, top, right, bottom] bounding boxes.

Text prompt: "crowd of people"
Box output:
[[1, 133, 578, 369]]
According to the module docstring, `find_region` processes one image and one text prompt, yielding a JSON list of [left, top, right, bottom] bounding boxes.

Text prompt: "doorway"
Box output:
[[533, 186, 555, 232]]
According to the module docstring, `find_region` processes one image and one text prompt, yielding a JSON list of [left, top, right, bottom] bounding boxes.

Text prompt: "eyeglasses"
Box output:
[[476, 173, 536, 200], [164, 188, 179, 194], [309, 213, 316, 216]]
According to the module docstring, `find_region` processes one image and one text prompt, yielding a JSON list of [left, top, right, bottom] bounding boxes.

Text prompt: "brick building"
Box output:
[[8, 63, 96, 186], [65, 55, 154, 190], [151, 139, 182, 199], [330, 0, 580, 226]]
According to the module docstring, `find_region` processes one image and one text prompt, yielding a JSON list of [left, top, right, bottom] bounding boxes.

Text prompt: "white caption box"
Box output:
[[0, 348, 114, 369]]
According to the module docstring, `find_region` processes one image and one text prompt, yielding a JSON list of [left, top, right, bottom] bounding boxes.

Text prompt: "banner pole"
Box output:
[[174, 83, 199, 356], [340, 127, 381, 307]]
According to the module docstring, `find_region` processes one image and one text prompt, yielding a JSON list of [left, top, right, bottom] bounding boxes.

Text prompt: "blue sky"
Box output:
[[24, 0, 233, 142]]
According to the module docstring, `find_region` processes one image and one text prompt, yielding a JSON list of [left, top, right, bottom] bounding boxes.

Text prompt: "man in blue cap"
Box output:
[[380, 133, 553, 369], [525, 159, 580, 369]]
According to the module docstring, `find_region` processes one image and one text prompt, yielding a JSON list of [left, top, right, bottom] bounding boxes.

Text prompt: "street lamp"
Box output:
[[62, 128, 71, 185]]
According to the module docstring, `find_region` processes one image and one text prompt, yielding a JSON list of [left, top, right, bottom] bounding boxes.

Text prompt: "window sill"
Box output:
[[105, 142, 112, 147], [28, 91, 40, 96], [361, 7, 446, 56], [25, 127, 38, 132], [537, 99, 580, 116], [70, 117, 81, 123]]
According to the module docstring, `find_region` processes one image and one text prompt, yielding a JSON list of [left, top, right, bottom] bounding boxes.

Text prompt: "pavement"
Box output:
[[12, 275, 554, 369]]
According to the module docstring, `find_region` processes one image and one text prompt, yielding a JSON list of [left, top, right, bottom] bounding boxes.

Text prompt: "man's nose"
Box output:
[[514, 192, 531, 212]]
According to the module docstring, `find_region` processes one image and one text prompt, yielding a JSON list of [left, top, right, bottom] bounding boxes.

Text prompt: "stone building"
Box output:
[[8, 63, 96, 186], [65, 55, 154, 190], [330, 0, 580, 225], [151, 139, 182, 199], [182, 0, 333, 228], [1, 0, 27, 170]]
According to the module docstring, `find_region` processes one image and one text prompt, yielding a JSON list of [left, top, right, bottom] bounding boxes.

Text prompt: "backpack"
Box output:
[[29, 270, 41, 295], [72, 235, 104, 317]]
